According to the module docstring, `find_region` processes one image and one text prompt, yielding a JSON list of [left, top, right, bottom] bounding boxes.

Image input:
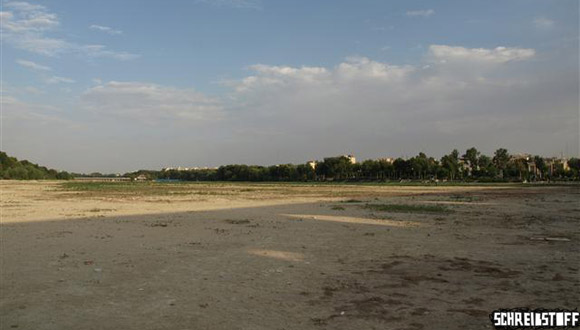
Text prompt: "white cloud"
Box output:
[[428, 45, 535, 63], [3, 2, 45, 13], [81, 81, 224, 122], [248, 64, 328, 77], [1, 1, 138, 59], [15, 58, 76, 86], [1, 1, 65, 55], [46, 76, 75, 84], [1, 94, 83, 168], [336, 57, 415, 81], [234, 58, 414, 93], [79, 45, 139, 60], [0, 82, 44, 95], [16, 59, 52, 71], [534, 17, 554, 29], [215, 44, 577, 163], [12, 37, 70, 56], [1, 2, 59, 32], [406, 9, 435, 17], [196, 0, 261, 9], [1, 94, 76, 126], [90, 24, 122, 35], [23, 86, 44, 94]]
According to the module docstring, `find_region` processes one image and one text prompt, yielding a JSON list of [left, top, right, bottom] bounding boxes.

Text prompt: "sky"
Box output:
[[1, 0, 579, 173]]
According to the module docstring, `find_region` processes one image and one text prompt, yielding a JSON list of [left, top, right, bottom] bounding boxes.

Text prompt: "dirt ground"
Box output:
[[1, 181, 578, 330]]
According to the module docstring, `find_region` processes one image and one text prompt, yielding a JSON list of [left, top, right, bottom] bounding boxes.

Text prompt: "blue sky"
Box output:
[[2, 0, 579, 172]]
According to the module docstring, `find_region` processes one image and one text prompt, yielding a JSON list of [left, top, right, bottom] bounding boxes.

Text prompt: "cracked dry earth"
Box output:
[[0, 181, 578, 330]]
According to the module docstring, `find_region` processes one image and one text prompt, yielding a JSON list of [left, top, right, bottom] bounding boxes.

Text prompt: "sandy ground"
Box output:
[[0, 181, 578, 330]]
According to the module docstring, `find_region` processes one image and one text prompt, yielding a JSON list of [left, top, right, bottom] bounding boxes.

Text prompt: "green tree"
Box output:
[[441, 149, 460, 180], [493, 148, 510, 178], [533, 156, 547, 180], [463, 147, 480, 176], [393, 158, 410, 179]]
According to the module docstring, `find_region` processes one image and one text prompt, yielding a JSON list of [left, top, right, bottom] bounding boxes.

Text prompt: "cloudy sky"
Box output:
[[1, 0, 578, 173]]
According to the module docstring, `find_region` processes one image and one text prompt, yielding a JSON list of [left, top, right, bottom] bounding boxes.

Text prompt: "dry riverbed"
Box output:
[[1, 181, 578, 329]]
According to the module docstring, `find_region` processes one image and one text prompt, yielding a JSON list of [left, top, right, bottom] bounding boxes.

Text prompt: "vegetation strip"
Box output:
[[362, 203, 452, 214]]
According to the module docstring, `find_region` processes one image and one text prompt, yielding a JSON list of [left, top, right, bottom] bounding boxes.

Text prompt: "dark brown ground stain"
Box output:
[[310, 317, 327, 326], [448, 308, 489, 317], [223, 219, 251, 225], [401, 323, 426, 330], [552, 273, 567, 281], [400, 274, 449, 286], [462, 297, 485, 306], [438, 257, 521, 278], [390, 292, 408, 298], [334, 296, 405, 321], [495, 280, 516, 291], [428, 297, 455, 304], [321, 280, 370, 299], [381, 260, 404, 270], [410, 307, 431, 316], [309, 253, 558, 326], [343, 296, 400, 311], [148, 221, 171, 227], [322, 286, 337, 297]]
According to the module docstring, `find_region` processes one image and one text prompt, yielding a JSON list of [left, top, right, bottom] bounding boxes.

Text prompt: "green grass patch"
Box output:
[[362, 203, 452, 214], [87, 208, 115, 212], [61, 181, 150, 191], [330, 205, 346, 211], [448, 194, 479, 202], [341, 199, 363, 203], [59, 181, 230, 196]]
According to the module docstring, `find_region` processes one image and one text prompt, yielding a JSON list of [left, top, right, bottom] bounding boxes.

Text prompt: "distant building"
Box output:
[[134, 174, 149, 181], [162, 166, 217, 172], [162, 167, 190, 172], [544, 157, 570, 175], [378, 157, 395, 164], [510, 154, 537, 177], [74, 177, 131, 182], [458, 156, 477, 175], [510, 153, 532, 162], [344, 155, 356, 164], [510, 154, 570, 178]]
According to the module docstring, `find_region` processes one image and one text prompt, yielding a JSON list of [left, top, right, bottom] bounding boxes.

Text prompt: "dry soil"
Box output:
[[0, 181, 578, 330]]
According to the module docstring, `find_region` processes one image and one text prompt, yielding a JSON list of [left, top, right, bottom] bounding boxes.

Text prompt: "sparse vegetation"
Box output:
[[224, 219, 251, 224], [363, 203, 452, 214], [342, 199, 363, 203], [62, 182, 145, 191], [60, 181, 214, 196], [87, 208, 115, 212], [448, 195, 479, 202]]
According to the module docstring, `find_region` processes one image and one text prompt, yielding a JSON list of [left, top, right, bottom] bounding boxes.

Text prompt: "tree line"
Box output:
[[135, 147, 580, 182], [0, 151, 73, 180], [2, 148, 578, 182]]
